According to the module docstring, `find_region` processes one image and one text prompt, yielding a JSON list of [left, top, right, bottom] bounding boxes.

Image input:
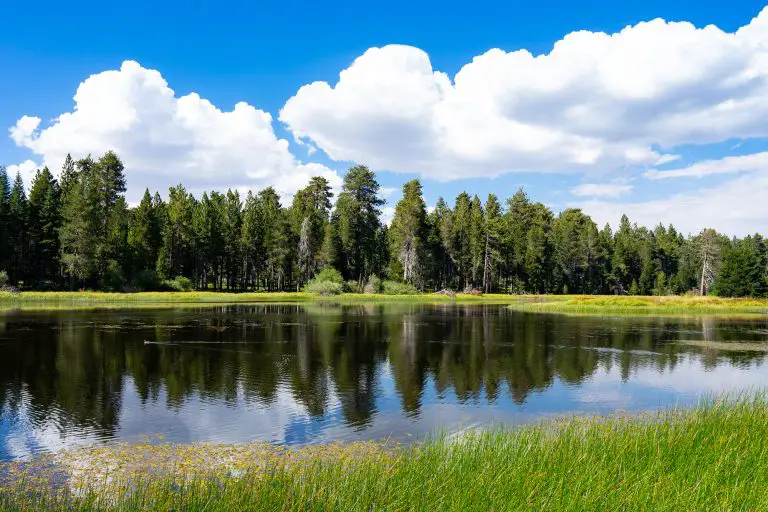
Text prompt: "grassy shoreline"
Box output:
[[2, 291, 768, 315], [3, 395, 768, 510], [505, 294, 768, 316], [0, 291, 521, 312]]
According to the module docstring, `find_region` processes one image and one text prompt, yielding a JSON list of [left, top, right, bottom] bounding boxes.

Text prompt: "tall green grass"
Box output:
[[4, 395, 768, 510]]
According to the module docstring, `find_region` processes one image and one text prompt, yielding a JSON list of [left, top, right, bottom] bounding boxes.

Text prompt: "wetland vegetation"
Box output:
[[3, 395, 768, 510], [3, 291, 768, 316]]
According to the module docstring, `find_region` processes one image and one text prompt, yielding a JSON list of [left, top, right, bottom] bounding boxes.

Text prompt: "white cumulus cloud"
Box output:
[[645, 151, 768, 179], [280, 8, 768, 179], [5, 159, 39, 187], [9, 61, 341, 201], [570, 182, 633, 197], [575, 171, 768, 236]]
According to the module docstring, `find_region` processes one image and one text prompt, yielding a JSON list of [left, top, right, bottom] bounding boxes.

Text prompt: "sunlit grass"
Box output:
[[0, 291, 522, 311], [3, 394, 768, 510], [507, 294, 768, 316], [3, 291, 768, 315]]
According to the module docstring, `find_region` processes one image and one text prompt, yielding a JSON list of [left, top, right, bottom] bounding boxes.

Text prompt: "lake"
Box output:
[[0, 303, 766, 461]]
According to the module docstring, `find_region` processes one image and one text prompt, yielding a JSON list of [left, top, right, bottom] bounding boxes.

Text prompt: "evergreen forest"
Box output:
[[0, 152, 765, 297]]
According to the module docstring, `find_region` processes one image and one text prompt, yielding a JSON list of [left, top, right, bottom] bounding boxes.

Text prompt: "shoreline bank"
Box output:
[[2, 291, 768, 315]]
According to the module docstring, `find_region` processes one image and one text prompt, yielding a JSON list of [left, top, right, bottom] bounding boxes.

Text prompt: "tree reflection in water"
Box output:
[[0, 304, 765, 455]]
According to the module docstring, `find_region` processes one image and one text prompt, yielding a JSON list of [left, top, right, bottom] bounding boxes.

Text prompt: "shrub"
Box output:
[[305, 280, 343, 296], [381, 280, 418, 295], [345, 280, 364, 294], [0, 270, 18, 293], [163, 276, 194, 292], [314, 267, 344, 284], [364, 275, 382, 294]]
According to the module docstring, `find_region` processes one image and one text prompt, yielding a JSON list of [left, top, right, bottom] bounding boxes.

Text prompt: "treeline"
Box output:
[[0, 151, 766, 296]]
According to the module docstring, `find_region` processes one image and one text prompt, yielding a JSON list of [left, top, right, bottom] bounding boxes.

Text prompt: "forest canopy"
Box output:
[[0, 152, 765, 297]]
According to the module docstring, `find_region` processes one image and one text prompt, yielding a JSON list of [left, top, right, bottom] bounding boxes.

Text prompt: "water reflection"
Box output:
[[0, 304, 766, 460]]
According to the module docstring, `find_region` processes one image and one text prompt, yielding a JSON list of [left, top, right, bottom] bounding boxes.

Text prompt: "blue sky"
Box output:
[[3, 0, 768, 235]]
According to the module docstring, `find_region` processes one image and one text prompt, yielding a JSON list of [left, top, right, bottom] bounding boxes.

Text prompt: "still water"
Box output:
[[0, 303, 766, 461]]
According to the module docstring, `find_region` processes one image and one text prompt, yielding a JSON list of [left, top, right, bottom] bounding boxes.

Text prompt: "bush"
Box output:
[[304, 268, 346, 296], [0, 270, 19, 293], [132, 269, 162, 291], [163, 276, 194, 292], [314, 267, 344, 284], [305, 280, 343, 296], [345, 280, 364, 294], [364, 275, 382, 294], [381, 280, 418, 295]]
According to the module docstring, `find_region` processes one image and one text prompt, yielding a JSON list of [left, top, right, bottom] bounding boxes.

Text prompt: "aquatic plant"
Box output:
[[3, 394, 768, 510]]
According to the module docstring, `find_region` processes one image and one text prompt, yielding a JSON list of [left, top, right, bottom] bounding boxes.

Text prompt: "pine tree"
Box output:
[[27, 167, 60, 287], [612, 215, 639, 294], [335, 165, 383, 281], [240, 191, 261, 290], [158, 185, 194, 280], [596, 224, 614, 294], [128, 189, 162, 275], [91, 152, 128, 282], [7, 172, 28, 285], [713, 235, 768, 297], [59, 157, 97, 287], [468, 195, 485, 289], [552, 208, 594, 294], [390, 180, 427, 286], [256, 187, 289, 291], [637, 229, 658, 296], [291, 177, 333, 282], [482, 194, 503, 293], [424, 197, 451, 290], [298, 217, 313, 285], [291, 177, 333, 230], [524, 203, 554, 294], [0, 166, 11, 274], [451, 192, 472, 289], [372, 224, 390, 279], [503, 188, 533, 292], [223, 189, 243, 290], [103, 196, 129, 290], [318, 212, 341, 272]]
